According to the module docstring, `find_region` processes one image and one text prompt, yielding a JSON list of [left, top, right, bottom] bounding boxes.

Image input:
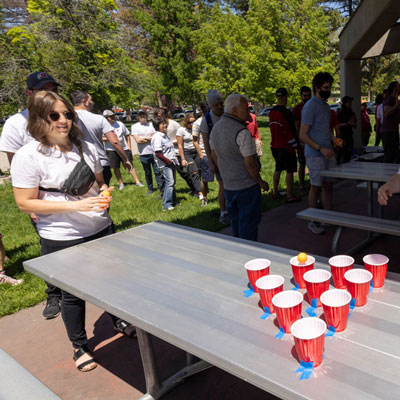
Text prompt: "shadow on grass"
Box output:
[[114, 218, 140, 231]]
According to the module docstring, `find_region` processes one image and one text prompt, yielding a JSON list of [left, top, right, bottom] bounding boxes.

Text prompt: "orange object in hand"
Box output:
[[335, 138, 343, 147], [297, 252, 307, 263], [101, 190, 111, 197]]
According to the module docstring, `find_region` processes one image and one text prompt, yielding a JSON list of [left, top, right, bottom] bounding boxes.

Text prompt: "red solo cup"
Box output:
[[320, 289, 351, 332], [291, 317, 326, 367], [344, 269, 373, 307], [244, 259, 270, 293], [363, 254, 389, 288], [290, 255, 315, 289], [272, 290, 303, 333], [255, 275, 285, 313], [329, 255, 354, 289], [303, 269, 331, 307]]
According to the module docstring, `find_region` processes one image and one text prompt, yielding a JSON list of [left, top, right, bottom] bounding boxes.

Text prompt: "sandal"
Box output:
[[114, 319, 137, 338], [73, 345, 97, 372]]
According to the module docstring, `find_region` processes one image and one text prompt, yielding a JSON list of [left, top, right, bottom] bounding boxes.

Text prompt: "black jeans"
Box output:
[[40, 224, 118, 348], [103, 166, 112, 187], [382, 131, 400, 164], [139, 154, 162, 191], [183, 149, 202, 193]]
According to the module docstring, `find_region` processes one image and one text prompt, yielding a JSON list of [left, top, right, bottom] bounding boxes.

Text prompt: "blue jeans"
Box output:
[[139, 154, 162, 191], [161, 164, 177, 209], [224, 184, 262, 241]]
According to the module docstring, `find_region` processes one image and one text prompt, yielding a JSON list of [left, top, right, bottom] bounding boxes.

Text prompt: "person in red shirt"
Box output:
[[360, 102, 372, 146], [292, 86, 312, 193], [269, 88, 300, 202], [336, 96, 356, 164], [246, 103, 262, 157]]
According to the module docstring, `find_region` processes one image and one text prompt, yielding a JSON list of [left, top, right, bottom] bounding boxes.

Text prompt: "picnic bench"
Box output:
[[0, 349, 61, 400], [23, 221, 400, 400], [297, 208, 400, 255]]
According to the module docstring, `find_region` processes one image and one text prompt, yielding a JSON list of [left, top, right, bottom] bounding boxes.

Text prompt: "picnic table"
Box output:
[[24, 222, 400, 400]]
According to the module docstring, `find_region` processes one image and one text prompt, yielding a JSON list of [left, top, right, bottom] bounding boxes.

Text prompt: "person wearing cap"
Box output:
[[70, 90, 134, 186], [269, 88, 301, 203], [200, 89, 229, 224], [103, 110, 143, 190], [0, 71, 62, 319], [336, 96, 356, 164], [300, 72, 336, 235], [209, 94, 269, 241], [0, 72, 59, 163], [292, 86, 312, 194]]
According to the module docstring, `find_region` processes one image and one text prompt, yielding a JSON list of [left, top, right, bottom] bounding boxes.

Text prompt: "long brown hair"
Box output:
[[27, 91, 83, 154], [182, 113, 195, 129]]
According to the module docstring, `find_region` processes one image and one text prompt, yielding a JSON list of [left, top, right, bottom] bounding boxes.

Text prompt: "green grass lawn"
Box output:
[[0, 115, 378, 317]]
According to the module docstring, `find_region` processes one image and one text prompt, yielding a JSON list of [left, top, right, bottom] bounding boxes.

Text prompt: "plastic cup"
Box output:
[[290, 255, 315, 289], [320, 289, 351, 332], [291, 317, 326, 367], [363, 254, 389, 288], [303, 269, 331, 307], [344, 269, 373, 307], [329, 255, 354, 289], [255, 275, 284, 313], [272, 290, 303, 333], [244, 259, 271, 293]]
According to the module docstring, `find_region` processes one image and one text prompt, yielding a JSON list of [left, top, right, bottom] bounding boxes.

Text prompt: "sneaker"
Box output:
[[119, 183, 124, 190], [43, 297, 61, 319], [0, 274, 22, 286], [146, 190, 154, 196], [201, 198, 208, 207], [162, 206, 175, 211], [219, 213, 230, 224], [198, 193, 204, 200], [136, 182, 144, 187], [308, 221, 325, 235]]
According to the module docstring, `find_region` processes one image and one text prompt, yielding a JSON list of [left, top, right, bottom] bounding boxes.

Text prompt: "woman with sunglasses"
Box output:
[[10, 91, 135, 372]]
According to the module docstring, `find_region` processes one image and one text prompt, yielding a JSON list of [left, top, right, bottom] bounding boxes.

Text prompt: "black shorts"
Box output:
[[271, 148, 297, 173], [107, 150, 132, 168]]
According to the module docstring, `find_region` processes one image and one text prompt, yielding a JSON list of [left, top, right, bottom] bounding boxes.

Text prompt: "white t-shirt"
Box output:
[[377, 103, 384, 122], [0, 109, 33, 154], [166, 119, 181, 156], [192, 117, 206, 155], [131, 121, 155, 155], [176, 126, 195, 151], [105, 121, 129, 151], [76, 110, 113, 166], [10, 140, 112, 241], [151, 131, 178, 168]]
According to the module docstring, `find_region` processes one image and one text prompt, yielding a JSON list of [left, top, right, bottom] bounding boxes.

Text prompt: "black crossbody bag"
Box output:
[[39, 145, 96, 196]]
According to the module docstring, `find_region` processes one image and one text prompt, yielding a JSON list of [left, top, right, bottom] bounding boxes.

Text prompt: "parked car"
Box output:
[[366, 102, 376, 114], [173, 112, 185, 119], [260, 107, 273, 116], [329, 104, 341, 112]]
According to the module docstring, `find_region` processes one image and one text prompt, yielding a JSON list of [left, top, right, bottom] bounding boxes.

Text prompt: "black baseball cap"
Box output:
[[26, 72, 59, 90], [276, 88, 288, 97]]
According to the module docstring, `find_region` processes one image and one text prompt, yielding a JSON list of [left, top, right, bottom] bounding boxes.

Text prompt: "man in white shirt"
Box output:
[[103, 110, 143, 190], [0, 71, 59, 163], [70, 90, 133, 186], [131, 111, 162, 195]]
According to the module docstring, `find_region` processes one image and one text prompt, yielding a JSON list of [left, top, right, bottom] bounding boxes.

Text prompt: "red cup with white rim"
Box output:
[[244, 259, 271, 293], [303, 269, 331, 307], [256, 275, 285, 313], [272, 290, 303, 333], [344, 269, 373, 307], [290, 255, 315, 289], [329, 255, 354, 289], [363, 254, 389, 288], [291, 317, 326, 367], [320, 289, 351, 332]]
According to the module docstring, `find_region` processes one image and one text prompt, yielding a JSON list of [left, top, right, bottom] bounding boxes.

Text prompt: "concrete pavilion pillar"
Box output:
[[340, 58, 362, 153]]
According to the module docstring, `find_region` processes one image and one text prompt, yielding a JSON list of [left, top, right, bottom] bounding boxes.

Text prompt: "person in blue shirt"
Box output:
[[300, 72, 336, 235]]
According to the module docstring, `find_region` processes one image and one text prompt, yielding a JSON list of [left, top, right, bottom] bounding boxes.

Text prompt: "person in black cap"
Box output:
[[0, 72, 59, 163], [0, 71, 62, 320], [269, 88, 301, 202], [336, 96, 356, 164]]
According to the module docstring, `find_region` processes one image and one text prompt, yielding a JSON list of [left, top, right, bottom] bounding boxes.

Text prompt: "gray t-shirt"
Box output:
[[199, 110, 221, 135], [210, 114, 257, 191], [301, 95, 332, 158], [76, 110, 113, 166]]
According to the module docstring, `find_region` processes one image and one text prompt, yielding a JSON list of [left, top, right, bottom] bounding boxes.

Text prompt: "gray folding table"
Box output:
[[24, 222, 400, 400]]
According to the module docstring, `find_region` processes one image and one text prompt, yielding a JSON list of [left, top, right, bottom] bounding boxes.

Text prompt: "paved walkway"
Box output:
[[1, 179, 399, 399]]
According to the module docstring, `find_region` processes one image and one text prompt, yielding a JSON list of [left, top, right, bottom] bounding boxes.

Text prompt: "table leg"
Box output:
[[137, 328, 212, 400]]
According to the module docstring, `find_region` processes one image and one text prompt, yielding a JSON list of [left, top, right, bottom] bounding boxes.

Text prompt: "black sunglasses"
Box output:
[[48, 111, 75, 122]]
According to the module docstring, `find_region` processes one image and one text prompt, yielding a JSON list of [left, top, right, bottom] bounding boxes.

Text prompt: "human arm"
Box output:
[[243, 156, 269, 192], [378, 174, 400, 206], [104, 130, 133, 171], [132, 134, 151, 144], [202, 131, 217, 172], [299, 123, 333, 159], [155, 150, 173, 165], [176, 135, 187, 166], [193, 135, 203, 159]]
